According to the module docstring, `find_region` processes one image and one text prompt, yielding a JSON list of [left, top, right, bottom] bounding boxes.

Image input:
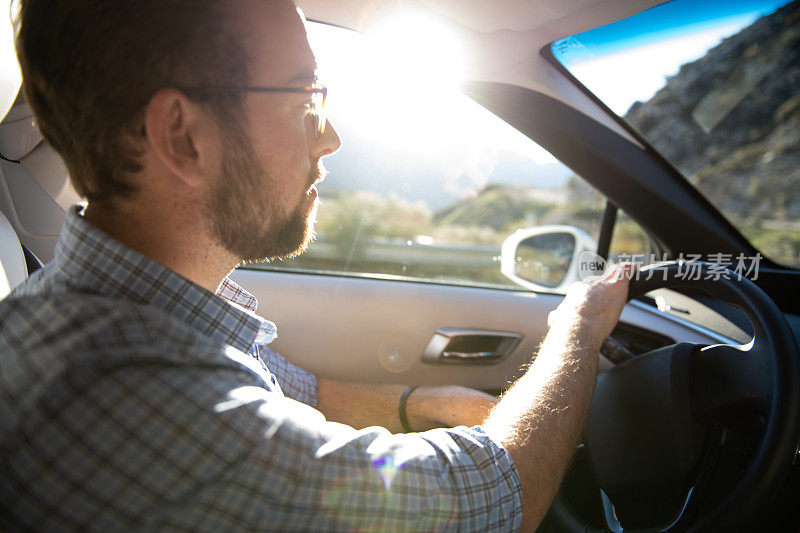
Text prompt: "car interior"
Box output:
[[1, 0, 799, 531]]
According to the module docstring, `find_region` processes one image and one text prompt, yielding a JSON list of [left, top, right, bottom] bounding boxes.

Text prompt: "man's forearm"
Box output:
[[483, 321, 599, 531], [483, 263, 634, 531], [316, 378, 497, 433]]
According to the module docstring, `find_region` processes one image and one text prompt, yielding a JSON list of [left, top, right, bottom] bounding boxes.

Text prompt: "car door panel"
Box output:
[[232, 269, 730, 390]]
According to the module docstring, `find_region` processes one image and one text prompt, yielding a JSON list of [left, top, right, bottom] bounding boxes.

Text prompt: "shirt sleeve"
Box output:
[[258, 346, 318, 407], [9, 360, 522, 532]]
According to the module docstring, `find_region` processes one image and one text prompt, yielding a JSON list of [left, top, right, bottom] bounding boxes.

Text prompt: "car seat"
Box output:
[[0, 208, 25, 297], [0, 0, 52, 296], [0, 0, 25, 298], [0, 0, 79, 270]]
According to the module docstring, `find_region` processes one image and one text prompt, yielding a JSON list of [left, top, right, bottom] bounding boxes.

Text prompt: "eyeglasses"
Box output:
[[179, 84, 328, 139]]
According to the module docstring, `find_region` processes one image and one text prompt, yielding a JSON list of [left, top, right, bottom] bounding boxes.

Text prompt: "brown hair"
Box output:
[[14, 0, 250, 203]]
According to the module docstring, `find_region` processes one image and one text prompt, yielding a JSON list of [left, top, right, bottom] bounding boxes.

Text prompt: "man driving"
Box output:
[[0, 0, 633, 530]]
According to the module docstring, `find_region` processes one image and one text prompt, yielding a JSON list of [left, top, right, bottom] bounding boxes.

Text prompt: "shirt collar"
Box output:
[[53, 205, 277, 352]]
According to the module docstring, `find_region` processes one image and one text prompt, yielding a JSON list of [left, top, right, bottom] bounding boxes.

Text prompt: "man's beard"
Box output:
[[204, 132, 319, 264]]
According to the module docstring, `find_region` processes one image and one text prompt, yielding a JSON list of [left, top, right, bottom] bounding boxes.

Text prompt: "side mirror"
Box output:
[[501, 225, 600, 292]]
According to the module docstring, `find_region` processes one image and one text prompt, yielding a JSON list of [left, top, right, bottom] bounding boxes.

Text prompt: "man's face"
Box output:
[[204, 124, 321, 263], [204, 0, 340, 263]]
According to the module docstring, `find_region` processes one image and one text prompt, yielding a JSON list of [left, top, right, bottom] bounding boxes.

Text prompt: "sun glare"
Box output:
[[307, 15, 556, 164], [368, 14, 466, 92], [310, 14, 470, 149]]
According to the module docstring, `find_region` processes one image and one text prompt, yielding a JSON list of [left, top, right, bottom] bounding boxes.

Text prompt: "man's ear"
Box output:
[[143, 88, 218, 188]]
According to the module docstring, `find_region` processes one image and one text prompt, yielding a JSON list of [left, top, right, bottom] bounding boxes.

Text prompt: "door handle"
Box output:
[[442, 351, 501, 360], [422, 328, 522, 365]]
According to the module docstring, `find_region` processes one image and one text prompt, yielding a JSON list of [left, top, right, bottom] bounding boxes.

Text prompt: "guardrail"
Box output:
[[304, 237, 502, 269]]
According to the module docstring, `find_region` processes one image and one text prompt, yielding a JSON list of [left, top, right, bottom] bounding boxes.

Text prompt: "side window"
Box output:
[[609, 211, 652, 262], [243, 22, 649, 291]]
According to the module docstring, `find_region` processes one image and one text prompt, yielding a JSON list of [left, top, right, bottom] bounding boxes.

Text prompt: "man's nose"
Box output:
[[315, 119, 341, 158]]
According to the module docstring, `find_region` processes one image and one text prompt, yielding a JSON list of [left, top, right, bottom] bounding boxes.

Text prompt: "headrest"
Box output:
[[0, 94, 43, 160]]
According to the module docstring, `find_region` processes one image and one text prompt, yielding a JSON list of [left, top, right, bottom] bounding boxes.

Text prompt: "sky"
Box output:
[[553, 0, 792, 114], [555, 0, 790, 60]]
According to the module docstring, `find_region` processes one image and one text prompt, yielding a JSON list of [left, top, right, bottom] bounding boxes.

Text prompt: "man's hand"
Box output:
[[484, 263, 636, 530], [548, 262, 637, 345]]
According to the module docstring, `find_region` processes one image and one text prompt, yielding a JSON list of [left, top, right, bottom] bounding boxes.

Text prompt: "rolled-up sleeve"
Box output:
[[169, 369, 523, 531], [8, 360, 522, 531], [228, 409, 524, 531]]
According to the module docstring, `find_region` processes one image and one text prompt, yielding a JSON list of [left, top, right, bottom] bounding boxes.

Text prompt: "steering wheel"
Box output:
[[547, 261, 800, 532]]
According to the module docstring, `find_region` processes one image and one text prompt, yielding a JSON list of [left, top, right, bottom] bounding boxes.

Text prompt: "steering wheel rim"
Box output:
[[547, 261, 800, 532]]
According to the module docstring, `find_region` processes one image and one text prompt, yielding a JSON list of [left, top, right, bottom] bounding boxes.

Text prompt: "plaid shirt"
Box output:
[[0, 206, 523, 531]]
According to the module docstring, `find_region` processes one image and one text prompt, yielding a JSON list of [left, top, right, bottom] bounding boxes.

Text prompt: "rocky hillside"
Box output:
[[624, 1, 800, 223]]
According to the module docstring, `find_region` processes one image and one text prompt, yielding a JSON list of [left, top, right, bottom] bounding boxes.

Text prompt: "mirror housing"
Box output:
[[501, 225, 599, 293]]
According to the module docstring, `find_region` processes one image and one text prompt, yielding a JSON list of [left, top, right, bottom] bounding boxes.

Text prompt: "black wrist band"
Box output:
[[398, 386, 418, 433]]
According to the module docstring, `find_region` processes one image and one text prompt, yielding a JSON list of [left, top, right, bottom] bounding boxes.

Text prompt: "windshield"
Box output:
[[552, 0, 800, 269]]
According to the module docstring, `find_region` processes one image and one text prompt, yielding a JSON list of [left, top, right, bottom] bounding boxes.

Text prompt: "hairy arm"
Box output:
[[483, 264, 634, 530], [316, 379, 497, 433]]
